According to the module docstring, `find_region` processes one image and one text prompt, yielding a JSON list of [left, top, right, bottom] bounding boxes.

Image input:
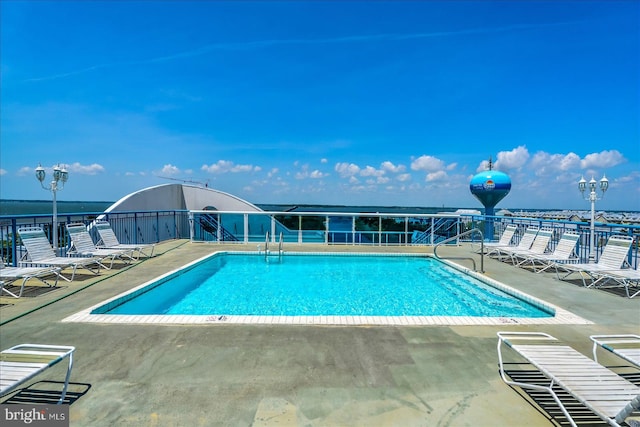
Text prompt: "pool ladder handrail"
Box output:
[[433, 228, 484, 273], [263, 232, 284, 262]]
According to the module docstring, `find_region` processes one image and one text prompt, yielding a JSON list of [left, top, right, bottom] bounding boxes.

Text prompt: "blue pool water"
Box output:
[[95, 253, 552, 318]]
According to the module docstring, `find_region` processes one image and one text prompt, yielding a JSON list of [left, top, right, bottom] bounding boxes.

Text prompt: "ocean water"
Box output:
[[0, 200, 114, 216]]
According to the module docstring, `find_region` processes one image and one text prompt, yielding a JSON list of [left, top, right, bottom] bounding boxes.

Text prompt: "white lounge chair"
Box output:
[[17, 227, 102, 282], [94, 221, 155, 259], [497, 331, 640, 427], [555, 235, 634, 287], [501, 228, 553, 266], [518, 232, 580, 273], [591, 334, 640, 368], [479, 224, 517, 256], [490, 226, 539, 261], [0, 259, 61, 298], [0, 344, 75, 404], [591, 268, 640, 299], [66, 223, 134, 269]]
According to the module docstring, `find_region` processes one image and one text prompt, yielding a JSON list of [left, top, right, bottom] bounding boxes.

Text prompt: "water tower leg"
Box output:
[[484, 207, 495, 240]]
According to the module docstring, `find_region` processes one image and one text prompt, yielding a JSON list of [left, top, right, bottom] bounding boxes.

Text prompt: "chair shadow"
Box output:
[[1, 284, 65, 298], [2, 381, 91, 405], [502, 364, 640, 427]]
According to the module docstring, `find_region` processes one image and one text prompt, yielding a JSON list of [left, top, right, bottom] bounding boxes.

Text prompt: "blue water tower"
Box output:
[[469, 159, 511, 240]]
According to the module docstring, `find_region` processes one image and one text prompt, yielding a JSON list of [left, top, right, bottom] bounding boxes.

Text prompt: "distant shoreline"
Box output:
[[1, 199, 639, 217]]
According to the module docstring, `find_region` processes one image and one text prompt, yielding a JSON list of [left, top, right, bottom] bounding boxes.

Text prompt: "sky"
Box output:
[[1, 1, 638, 211]]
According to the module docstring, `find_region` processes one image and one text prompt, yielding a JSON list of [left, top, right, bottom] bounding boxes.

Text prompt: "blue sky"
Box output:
[[1, 1, 638, 211]]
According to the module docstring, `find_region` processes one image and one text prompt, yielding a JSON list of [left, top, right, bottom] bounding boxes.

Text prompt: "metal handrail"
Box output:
[[434, 228, 484, 273], [263, 231, 283, 262]]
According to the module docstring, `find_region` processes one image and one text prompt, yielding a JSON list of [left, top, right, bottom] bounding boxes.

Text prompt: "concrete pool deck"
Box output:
[[1, 240, 639, 426]]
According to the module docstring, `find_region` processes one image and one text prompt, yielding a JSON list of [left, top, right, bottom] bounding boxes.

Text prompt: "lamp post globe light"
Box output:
[[35, 164, 69, 255], [578, 174, 608, 263]]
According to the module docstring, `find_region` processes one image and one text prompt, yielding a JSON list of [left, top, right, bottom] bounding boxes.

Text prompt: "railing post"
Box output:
[[188, 211, 194, 241], [245, 214, 250, 243], [404, 217, 409, 246], [352, 216, 356, 245], [325, 216, 329, 244], [430, 217, 435, 245], [11, 218, 17, 266]]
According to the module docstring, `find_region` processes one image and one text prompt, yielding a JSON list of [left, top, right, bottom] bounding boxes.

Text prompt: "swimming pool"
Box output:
[[62, 251, 592, 325]]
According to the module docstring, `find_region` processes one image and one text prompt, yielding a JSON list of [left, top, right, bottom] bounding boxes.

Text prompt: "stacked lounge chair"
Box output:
[[479, 224, 517, 256], [66, 223, 134, 269], [517, 231, 580, 273], [554, 235, 634, 287], [17, 227, 102, 282], [489, 226, 539, 262], [94, 221, 155, 259], [500, 228, 553, 266]]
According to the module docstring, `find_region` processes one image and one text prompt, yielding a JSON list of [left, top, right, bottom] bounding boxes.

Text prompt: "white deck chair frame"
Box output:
[[591, 334, 640, 368], [66, 223, 134, 269], [17, 227, 102, 282], [591, 268, 640, 299], [480, 224, 517, 256], [490, 226, 539, 261], [0, 259, 61, 298], [555, 235, 634, 287], [501, 228, 553, 266], [94, 221, 155, 259], [519, 232, 580, 273], [497, 331, 640, 427], [0, 344, 75, 404]]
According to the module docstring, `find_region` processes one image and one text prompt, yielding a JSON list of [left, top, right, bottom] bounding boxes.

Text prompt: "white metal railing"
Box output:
[[1, 209, 638, 268]]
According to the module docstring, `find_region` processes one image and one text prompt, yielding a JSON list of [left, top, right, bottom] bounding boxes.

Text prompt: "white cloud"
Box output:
[[530, 152, 581, 176], [426, 170, 448, 182], [160, 164, 180, 176], [335, 162, 360, 177], [495, 145, 529, 171], [494, 146, 529, 171], [0, 169, 6, 176], [396, 173, 411, 182], [581, 150, 625, 169], [411, 155, 445, 172], [617, 171, 640, 183], [295, 169, 327, 179], [381, 161, 406, 173], [360, 165, 384, 177], [320, 158, 328, 164], [18, 167, 32, 176], [201, 160, 259, 174], [309, 170, 327, 179], [66, 162, 105, 175]]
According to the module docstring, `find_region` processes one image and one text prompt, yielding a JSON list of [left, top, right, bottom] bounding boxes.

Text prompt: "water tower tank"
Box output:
[[469, 170, 511, 210], [469, 161, 511, 240]]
